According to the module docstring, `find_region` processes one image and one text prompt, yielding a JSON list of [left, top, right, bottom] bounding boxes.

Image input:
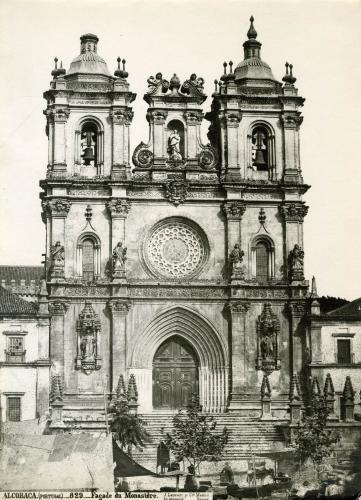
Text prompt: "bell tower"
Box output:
[[207, 17, 309, 412], [41, 34, 136, 418]]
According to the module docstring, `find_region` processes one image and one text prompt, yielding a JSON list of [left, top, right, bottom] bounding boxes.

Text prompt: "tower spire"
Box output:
[[247, 15, 258, 39], [243, 16, 262, 60]]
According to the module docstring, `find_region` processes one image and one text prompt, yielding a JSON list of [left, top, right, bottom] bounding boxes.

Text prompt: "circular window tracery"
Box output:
[[144, 218, 208, 280]]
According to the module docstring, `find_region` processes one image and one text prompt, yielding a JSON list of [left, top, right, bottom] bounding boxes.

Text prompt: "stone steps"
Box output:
[[132, 413, 286, 463]]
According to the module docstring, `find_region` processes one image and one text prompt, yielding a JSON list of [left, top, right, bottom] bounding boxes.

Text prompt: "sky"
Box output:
[[0, 0, 360, 300]]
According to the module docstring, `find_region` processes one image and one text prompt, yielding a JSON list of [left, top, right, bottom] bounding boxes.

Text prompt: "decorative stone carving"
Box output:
[[281, 113, 303, 129], [256, 303, 280, 374], [110, 108, 134, 125], [75, 302, 101, 374], [131, 286, 225, 299], [289, 372, 302, 422], [225, 112, 241, 127], [184, 111, 201, 124], [146, 110, 168, 124], [167, 130, 182, 162], [288, 244, 304, 281], [50, 374, 63, 403], [108, 300, 131, 315], [112, 242, 127, 279], [85, 205, 92, 223], [258, 208, 266, 226], [228, 301, 249, 315], [52, 108, 70, 122], [164, 181, 188, 206], [132, 141, 153, 168], [42, 199, 72, 218], [280, 203, 308, 222], [229, 243, 244, 278], [324, 373, 336, 419], [288, 301, 306, 318], [181, 74, 205, 96], [199, 144, 217, 170], [311, 376, 321, 396], [106, 199, 131, 218], [127, 374, 139, 414], [144, 219, 207, 280], [222, 201, 246, 220], [146, 72, 205, 100], [50, 241, 65, 279], [342, 376, 355, 421], [49, 300, 68, 315], [260, 374, 272, 418], [146, 73, 170, 94]]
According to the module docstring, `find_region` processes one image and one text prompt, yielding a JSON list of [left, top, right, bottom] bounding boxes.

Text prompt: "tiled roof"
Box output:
[[327, 297, 361, 318], [0, 286, 37, 315], [0, 265, 44, 286]]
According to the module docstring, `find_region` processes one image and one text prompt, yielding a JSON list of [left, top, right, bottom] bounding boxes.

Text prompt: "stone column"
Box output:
[[228, 301, 249, 410], [148, 110, 167, 165], [288, 302, 306, 375], [107, 200, 131, 283], [280, 202, 308, 280], [110, 109, 134, 178], [42, 199, 71, 280], [225, 112, 241, 176], [52, 108, 70, 175], [281, 113, 303, 183], [223, 201, 246, 281], [108, 299, 131, 393], [49, 301, 68, 375], [184, 111, 201, 162]]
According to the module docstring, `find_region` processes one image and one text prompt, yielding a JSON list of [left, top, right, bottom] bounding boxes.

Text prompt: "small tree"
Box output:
[[293, 393, 340, 476], [165, 396, 229, 472], [108, 397, 150, 456]]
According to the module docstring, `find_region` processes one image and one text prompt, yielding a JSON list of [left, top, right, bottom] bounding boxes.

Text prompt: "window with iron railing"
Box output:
[[5, 336, 26, 362], [337, 339, 351, 364], [7, 396, 21, 421]]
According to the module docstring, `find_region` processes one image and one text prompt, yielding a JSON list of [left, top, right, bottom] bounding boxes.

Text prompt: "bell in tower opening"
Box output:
[[251, 126, 269, 171], [81, 122, 97, 167]]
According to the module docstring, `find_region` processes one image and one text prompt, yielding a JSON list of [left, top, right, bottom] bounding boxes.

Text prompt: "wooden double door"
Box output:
[[153, 336, 199, 410]]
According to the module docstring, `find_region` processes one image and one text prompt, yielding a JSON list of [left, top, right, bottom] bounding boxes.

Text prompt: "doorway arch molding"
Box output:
[[130, 305, 229, 413]]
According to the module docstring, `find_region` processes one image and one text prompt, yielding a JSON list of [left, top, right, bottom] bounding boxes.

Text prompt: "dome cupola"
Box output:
[[67, 33, 111, 77], [234, 17, 277, 84]]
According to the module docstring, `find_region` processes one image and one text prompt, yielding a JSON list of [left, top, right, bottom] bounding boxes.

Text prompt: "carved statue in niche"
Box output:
[[75, 302, 101, 374], [112, 241, 127, 277], [51, 241, 64, 265], [167, 130, 182, 161], [288, 244, 304, 281], [256, 303, 280, 374], [50, 241, 65, 278], [229, 244, 245, 278]]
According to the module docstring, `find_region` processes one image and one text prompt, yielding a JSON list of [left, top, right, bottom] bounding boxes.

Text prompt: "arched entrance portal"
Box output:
[[153, 336, 199, 410]]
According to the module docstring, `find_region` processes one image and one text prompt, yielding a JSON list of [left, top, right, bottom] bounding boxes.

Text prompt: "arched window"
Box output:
[[74, 118, 104, 176], [82, 238, 95, 281], [252, 126, 269, 171], [255, 241, 269, 281], [81, 122, 98, 168], [251, 237, 275, 282], [76, 234, 101, 281], [247, 123, 276, 180]]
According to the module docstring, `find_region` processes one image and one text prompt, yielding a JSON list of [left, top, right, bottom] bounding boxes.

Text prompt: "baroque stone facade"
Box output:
[[40, 25, 311, 427]]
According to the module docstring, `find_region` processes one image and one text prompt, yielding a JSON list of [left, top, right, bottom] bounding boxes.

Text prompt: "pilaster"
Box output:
[[228, 301, 250, 409], [223, 201, 246, 281], [108, 300, 131, 392], [49, 300, 69, 375], [106, 199, 131, 250]]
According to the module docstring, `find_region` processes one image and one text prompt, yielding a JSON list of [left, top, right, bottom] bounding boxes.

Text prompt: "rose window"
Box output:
[[145, 220, 208, 279]]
